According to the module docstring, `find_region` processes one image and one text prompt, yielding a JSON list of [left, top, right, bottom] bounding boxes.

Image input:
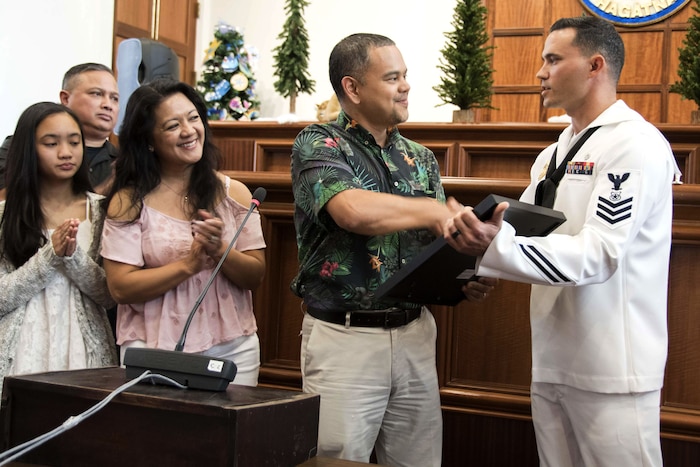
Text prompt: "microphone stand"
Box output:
[[175, 189, 264, 351]]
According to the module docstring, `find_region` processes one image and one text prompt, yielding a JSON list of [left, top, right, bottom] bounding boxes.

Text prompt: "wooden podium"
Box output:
[[0, 367, 320, 466]]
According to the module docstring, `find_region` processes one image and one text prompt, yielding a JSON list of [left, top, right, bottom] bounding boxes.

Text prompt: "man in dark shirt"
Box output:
[[0, 63, 119, 194]]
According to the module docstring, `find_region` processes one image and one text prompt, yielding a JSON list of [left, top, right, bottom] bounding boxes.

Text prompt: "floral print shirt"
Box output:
[[291, 111, 445, 312]]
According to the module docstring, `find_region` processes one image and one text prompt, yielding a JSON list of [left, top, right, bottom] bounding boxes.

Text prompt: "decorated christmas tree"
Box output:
[[272, 0, 315, 114], [433, 0, 495, 114], [670, 0, 700, 110], [197, 22, 260, 121]]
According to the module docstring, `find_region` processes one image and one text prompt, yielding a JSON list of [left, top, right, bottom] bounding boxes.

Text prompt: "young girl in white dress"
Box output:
[[0, 102, 117, 393]]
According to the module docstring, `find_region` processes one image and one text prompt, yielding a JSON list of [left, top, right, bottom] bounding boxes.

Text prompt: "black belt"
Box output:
[[306, 307, 421, 328]]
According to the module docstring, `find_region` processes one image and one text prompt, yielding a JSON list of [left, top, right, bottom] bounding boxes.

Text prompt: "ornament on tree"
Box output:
[[221, 55, 238, 72], [230, 73, 249, 91], [197, 21, 260, 121], [204, 39, 222, 62]]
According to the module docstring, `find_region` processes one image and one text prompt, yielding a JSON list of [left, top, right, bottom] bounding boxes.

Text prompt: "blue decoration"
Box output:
[[239, 61, 253, 78], [222, 55, 239, 72], [213, 80, 231, 99]]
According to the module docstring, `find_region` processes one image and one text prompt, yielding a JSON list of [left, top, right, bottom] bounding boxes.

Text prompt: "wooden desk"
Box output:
[[1, 368, 319, 466]]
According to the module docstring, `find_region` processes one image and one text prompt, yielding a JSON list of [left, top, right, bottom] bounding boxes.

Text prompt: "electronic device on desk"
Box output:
[[123, 187, 266, 391], [373, 194, 566, 306]]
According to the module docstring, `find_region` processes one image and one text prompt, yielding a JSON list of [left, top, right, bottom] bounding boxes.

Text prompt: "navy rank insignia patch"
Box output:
[[597, 173, 632, 224]]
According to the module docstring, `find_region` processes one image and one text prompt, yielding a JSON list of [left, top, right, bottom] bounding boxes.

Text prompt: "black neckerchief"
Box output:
[[534, 126, 601, 208]]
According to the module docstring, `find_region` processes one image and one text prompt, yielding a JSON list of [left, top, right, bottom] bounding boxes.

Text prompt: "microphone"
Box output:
[[123, 187, 267, 391]]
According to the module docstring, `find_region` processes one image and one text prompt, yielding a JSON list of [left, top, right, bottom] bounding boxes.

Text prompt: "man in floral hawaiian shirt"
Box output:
[[290, 33, 496, 467]]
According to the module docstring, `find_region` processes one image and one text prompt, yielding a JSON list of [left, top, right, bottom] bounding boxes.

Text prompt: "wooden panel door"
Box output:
[[113, 0, 197, 85]]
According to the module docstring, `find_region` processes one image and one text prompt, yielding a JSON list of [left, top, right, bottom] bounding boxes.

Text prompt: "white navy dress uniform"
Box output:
[[475, 100, 681, 466]]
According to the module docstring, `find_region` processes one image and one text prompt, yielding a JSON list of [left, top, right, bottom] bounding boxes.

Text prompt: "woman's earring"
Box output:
[[148, 145, 154, 152]]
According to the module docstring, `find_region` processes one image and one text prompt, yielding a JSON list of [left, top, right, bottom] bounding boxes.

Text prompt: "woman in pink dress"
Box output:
[[100, 80, 266, 387]]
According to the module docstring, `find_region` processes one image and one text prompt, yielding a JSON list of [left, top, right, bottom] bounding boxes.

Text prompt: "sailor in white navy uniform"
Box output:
[[445, 16, 681, 467]]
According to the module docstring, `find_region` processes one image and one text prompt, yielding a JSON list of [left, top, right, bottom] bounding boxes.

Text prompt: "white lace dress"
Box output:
[[0, 192, 117, 394]]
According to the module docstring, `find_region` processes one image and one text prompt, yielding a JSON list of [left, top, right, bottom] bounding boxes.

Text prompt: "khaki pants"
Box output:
[[301, 308, 442, 467]]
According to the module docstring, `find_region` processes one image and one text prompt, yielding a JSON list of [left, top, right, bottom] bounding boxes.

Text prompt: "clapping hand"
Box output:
[[52, 218, 80, 257], [191, 209, 225, 259]]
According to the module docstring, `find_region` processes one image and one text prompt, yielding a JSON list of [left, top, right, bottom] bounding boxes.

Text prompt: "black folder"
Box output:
[[373, 194, 566, 306]]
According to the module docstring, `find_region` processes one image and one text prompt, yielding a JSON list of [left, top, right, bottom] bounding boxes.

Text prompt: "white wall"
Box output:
[[0, 0, 460, 138], [0, 0, 116, 138], [196, 0, 460, 122]]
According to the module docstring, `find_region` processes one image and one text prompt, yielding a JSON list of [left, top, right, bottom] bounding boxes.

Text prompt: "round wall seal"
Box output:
[[578, 0, 690, 27]]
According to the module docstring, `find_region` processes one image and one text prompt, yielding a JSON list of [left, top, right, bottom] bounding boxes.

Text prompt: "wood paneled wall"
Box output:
[[212, 121, 700, 466], [482, 0, 698, 124]]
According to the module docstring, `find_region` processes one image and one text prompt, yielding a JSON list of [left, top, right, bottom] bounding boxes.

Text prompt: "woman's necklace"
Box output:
[[160, 179, 189, 203]]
